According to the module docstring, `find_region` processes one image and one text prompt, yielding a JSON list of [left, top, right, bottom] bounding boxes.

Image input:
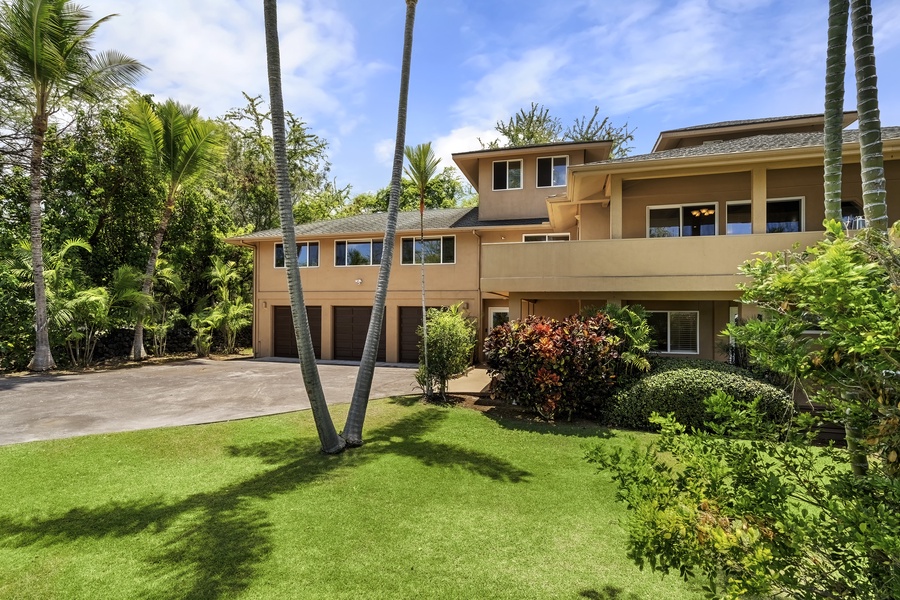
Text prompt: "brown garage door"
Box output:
[[273, 305, 321, 359], [333, 306, 386, 362], [398, 306, 441, 364]]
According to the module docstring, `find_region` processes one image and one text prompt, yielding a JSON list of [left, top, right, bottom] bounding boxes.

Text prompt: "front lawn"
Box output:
[[0, 398, 702, 599]]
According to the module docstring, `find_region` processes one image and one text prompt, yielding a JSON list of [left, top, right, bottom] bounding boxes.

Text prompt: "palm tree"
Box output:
[[342, 0, 419, 446], [0, 0, 145, 370], [263, 0, 345, 454], [823, 0, 849, 224], [403, 142, 440, 397], [124, 95, 223, 360], [850, 0, 887, 233]]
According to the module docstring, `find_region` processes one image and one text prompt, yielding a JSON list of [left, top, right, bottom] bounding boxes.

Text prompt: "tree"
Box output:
[[341, 0, 419, 446], [124, 94, 224, 360], [347, 167, 470, 215], [823, 0, 849, 223], [415, 303, 476, 400], [403, 142, 440, 397], [0, 0, 145, 370], [480, 103, 634, 158], [263, 0, 344, 454]]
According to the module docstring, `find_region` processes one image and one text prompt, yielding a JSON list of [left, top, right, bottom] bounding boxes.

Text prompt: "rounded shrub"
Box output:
[[609, 357, 792, 431]]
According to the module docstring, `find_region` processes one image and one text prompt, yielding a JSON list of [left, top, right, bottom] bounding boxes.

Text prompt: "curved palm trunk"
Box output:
[[851, 0, 887, 233], [823, 0, 849, 224], [27, 113, 55, 371], [132, 190, 177, 360], [264, 0, 344, 454], [343, 0, 418, 446]]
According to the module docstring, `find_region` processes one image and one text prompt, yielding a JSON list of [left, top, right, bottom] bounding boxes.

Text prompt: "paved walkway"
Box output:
[[0, 359, 422, 446], [0, 359, 494, 446]]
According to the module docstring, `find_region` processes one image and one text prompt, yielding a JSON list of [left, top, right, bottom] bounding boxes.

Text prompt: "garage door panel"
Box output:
[[273, 305, 321, 359], [398, 306, 440, 364], [333, 306, 385, 362]]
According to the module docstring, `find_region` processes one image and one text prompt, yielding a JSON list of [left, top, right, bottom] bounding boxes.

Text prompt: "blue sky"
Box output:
[[90, 0, 900, 195]]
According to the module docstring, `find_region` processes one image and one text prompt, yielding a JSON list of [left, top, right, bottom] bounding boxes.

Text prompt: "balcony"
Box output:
[[480, 232, 825, 294]]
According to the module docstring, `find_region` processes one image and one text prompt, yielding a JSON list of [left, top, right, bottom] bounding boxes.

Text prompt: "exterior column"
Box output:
[[610, 175, 623, 239], [751, 167, 767, 234], [508, 293, 523, 321]]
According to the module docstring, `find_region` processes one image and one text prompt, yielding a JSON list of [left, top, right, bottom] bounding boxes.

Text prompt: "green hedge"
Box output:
[[609, 357, 792, 431]]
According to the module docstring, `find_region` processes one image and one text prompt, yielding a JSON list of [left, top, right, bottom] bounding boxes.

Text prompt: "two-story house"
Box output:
[[227, 112, 900, 363]]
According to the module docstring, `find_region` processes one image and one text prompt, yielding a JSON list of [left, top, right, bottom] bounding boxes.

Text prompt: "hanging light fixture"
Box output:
[[690, 207, 715, 217]]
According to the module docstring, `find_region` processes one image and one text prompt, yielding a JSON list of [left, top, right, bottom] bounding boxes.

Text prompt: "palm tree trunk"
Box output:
[[851, 0, 887, 233], [343, 0, 418, 446], [27, 113, 55, 371], [420, 196, 431, 398], [132, 192, 176, 360], [264, 0, 344, 454], [824, 0, 849, 225]]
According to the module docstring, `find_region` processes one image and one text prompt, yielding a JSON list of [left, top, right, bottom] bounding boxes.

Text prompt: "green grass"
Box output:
[[0, 398, 703, 600]]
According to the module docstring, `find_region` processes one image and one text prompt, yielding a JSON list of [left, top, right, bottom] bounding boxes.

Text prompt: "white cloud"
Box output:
[[374, 138, 395, 167]]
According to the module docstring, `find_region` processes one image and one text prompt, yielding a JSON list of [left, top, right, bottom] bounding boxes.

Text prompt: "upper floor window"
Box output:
[[493, 159, 523, 191], [767, 198, 803, 233], [523, 233, 570, 242], [274, 242, 319, 268], [842, 200, 866, 230], [536, 156, 567, 187], [726, 202, 751, 235], [648, 203, 717, 238], [648, 310, 699, 354], [401, 236, 456, 264], [335, 240, 382, 266]]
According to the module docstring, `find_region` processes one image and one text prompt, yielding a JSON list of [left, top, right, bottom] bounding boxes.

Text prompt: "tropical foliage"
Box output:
[[415, 303, 477, 400]]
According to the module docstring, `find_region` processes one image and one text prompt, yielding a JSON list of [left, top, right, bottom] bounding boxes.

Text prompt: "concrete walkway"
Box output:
[[0, 359, 422, 446]]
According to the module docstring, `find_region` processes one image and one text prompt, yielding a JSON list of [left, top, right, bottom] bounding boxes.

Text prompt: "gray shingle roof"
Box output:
[[595, 127, 900, 166], [230, 207, 548, 241], [659, 113, 827, 134]]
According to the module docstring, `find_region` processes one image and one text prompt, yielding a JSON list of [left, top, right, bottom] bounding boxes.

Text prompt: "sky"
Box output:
[[88, 0, 900, 195]]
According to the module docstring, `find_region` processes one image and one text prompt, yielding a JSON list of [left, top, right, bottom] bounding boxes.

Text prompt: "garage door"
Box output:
[[398, 306, 441, 364], [333, 306, 386, 362], [273, 305, 321, 359]]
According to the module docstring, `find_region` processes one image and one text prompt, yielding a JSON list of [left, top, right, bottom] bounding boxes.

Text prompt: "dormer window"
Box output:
[[537, 156, 568, 187], [493, 159, 523, 191]]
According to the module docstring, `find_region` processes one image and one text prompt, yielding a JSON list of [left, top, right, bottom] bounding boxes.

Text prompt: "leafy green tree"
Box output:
[[415, 303, 476, 400], [124, 94, 224, 360], [0, 0, 145, 370], [404, 142, 440, 396], [207, 256, 251, 354], [348, 167, 471, 215], [479, 103, 634, 158], [263, 0, 344, 453], [342, 0, 419, 446]]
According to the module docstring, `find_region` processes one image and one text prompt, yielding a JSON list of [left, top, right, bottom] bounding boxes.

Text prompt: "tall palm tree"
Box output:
[[823, 0, 849, 224], [124, 95, 223, 360], [263, 0, 345, 454], [850, 0, 887, 233], [403, 142, 440, 397], [342, 0, 419, 446], [0, 0, 145, 370]]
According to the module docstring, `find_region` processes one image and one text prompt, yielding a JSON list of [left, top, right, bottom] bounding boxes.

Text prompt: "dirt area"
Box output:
[[3, 351, 252, 378]]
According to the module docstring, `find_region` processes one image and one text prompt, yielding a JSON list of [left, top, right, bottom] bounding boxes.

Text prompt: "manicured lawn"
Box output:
[[0, 398, 702, 600]]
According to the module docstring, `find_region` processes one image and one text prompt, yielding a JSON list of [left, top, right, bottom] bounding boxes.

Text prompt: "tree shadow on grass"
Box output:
[[0, 407, 530, 599], [579, 585, 642, 600]]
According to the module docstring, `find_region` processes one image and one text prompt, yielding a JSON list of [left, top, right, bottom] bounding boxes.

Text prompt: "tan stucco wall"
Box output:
[[477, 150, 586, 221], [579, 203, 611, 240]]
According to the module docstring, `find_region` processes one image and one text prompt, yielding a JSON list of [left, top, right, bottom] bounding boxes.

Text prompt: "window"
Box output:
[[766, 198, 803, 233], [842, 200, 866, 230], [493, 159, 523, 191], [335, 240, 383, 266], [648, 311, 699, 354], [537, 156, 567, 187], [648, 204, 717, 238], [523, 233, 570, 242], [274, 242, 319, 268], [401, 236, 455, 264], [726, 202, 751, 235]]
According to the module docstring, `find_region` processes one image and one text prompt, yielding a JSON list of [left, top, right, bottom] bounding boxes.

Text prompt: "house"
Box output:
[[226, 112, 900, 363]]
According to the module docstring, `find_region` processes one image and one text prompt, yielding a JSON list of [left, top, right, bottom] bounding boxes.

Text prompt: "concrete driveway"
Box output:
[[0, 358, 419, 446]]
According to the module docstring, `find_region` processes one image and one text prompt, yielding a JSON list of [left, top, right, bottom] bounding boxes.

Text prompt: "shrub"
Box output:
[[416, 303, 477, 399], [609, 357, 791, 431], [484, 313, 621, 419]]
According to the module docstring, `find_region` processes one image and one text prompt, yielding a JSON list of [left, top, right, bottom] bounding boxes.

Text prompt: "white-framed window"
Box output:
[[841, 200, 866, 230], [766, 197, 804, 233], [493, 159, 523, 191], [648, 203, 718, 238], [647, 311, 699, 354], [274, 242, 319, 268], [335, 239, 383, 266], [401, 236, 456, 264], [488, 307, 509, 330], [536, 156, 568, 187], [523, 233, 570, 242], [726, 201, 751, 235]]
